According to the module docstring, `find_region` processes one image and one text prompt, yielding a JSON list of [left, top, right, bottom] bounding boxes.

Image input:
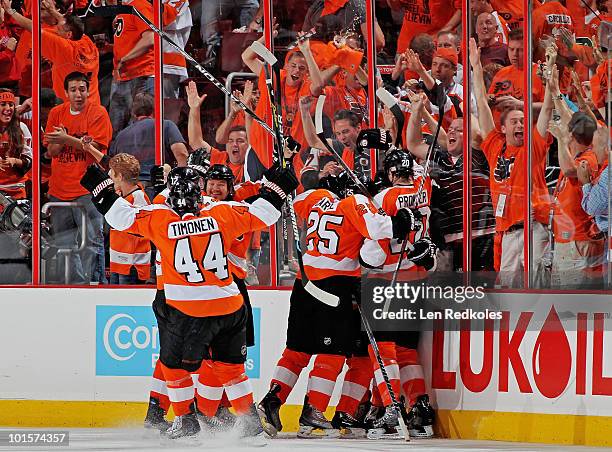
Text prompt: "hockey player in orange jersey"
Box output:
[[257, 168, 421, 438], [357, 149, 437, 439], [81, 162, 298, 443]]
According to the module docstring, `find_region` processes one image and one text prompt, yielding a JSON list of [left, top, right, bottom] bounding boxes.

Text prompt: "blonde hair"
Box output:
[[109, 153, 140, 183]]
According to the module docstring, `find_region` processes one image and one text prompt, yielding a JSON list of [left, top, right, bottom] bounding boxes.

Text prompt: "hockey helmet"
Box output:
[[166, 167, 203, 216], [383, 149, 414, 181], [203, 164, 235, 198], [318, 171, 363, 199]]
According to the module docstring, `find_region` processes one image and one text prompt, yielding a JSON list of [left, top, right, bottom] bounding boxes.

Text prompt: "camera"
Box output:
[[0, 193, 55, 262]]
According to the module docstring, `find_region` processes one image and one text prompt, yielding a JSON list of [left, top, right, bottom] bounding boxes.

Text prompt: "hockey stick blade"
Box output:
[[376, 87, 405, 147], [250, 41, 278, 67], [261, 65, 339, 308], [304, 280, 340, 307]]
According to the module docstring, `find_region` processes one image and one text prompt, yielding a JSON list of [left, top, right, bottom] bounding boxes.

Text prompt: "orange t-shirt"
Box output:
[[480, 128, 551, 232], [113, 0, 155, 81], [488, 64, 545, 124], [532, 2, 574, 61], [45, 102, 112, 200], [210, 147, 246, 183], [42, 30, 100, 104], [322, 84, 368, 124], [553, 149, 599, 243], [321, 0, 349, 16], [491, 0, 543, 30], [397, 0, 460, 53], [591, 59, 611, 109]]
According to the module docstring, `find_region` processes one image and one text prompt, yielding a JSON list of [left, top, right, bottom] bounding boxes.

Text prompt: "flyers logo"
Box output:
[[492, 80, 512, 95], [494, 155, 515, 182], [114, 18, 124, 38]]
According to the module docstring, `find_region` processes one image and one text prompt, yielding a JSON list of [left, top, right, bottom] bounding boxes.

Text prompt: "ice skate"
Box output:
[[366, 406, 401, 440], [161, 412, 201, 441], [331, 410, 366, 439], [196, 404, 236, 435], [257, 382, 283, 437], [297, 397, 340, 439], [143, 396, 171, 431], [235, 404, 267, 447], [407, 395, 435, 438]]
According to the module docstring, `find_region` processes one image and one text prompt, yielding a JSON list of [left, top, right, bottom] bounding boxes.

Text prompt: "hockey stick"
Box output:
[[313, 96, 386, 212], [86, 4, 276, 137], [376, 87, 405, 148], [388, 93, 445, 289], [251, 42, 340, 307], [314, 96, 414, 255], [356, 303, 410, 441]]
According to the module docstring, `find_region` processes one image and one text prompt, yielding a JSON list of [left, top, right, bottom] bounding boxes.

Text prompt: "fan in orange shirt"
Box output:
[[4, 1, 101, 104], [242, 32, 326, 170], [44, 72, 112, 201], [108, 0, 155, 134], [470, 37, 554, 287], [487, 28, 545, 125], [548, 111, 606, 287], [532, 0, 574, 62], [390, 0, 461, 54]]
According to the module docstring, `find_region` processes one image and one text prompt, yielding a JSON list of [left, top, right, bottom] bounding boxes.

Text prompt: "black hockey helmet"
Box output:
[[166, 167, 203, 216], [203, 164, 235, 198], [318, 171, 363, 199], [383, 149, 414, 181]]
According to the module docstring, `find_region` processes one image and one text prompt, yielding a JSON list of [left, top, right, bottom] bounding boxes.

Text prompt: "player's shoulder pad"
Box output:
[[153, 188, 170, 205]]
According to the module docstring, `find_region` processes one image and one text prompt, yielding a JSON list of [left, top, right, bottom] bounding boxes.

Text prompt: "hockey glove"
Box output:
[[356, 128, 392, 151], [80, 164, 119, 215], [391, 208, 422, 239], [150, 165, 166, 196], [187, 147, 211, 175], [406, 237, 438, 270], [258, 165, 299, 210]]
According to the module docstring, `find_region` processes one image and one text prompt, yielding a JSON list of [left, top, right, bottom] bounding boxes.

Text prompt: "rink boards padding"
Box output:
[[0, 288, 611, 447]]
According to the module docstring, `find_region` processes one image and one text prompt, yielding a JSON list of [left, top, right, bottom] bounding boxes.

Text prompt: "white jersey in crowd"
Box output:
[[162, 0, 192, 78]]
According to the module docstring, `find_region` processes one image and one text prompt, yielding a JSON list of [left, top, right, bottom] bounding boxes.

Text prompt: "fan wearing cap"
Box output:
[[403, 46, 465, 118], [0, 89, 32, 200], [548, 111, 606, 287]]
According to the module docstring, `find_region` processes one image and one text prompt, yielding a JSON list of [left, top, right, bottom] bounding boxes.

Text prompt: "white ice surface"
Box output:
[[0, 429, 607, 452]]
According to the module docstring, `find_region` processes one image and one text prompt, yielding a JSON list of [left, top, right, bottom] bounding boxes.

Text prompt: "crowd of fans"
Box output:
[[0, 0, 609, 288]]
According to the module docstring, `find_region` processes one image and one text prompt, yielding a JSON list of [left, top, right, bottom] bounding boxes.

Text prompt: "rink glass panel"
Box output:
[[0, 3, 35, 284], [7, 0, 609, 291]]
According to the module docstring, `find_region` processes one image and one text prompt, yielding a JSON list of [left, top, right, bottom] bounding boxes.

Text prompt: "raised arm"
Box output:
[[186, 81, 211, 151], [297, 33, 324, 96], [242, 21, 278, 75], [469, 38, 495, 138], [405, 94, 430, 161], [299, 96, 328, 150], [405, 49, 436, 92]]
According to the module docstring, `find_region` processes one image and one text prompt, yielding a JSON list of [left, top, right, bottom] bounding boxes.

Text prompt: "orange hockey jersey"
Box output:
[[105, 196, 280, 317], [109, 188, 151, 280], [293, 189, 395, 280], [364, 177, 433, 275]]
